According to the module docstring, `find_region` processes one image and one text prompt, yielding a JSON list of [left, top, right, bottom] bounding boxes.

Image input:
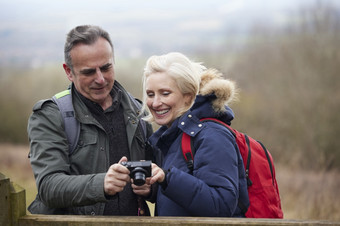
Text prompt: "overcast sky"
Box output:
[[1, 0, 339, 66], [1, 0, 325, 30]]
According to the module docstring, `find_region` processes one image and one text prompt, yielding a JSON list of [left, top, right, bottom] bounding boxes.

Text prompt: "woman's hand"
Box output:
[[150, 163, 165, 185], [132, 163, 166, 196]]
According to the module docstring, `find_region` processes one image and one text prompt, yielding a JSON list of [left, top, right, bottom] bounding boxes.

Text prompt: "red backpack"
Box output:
[[181, 118, 283, 218]]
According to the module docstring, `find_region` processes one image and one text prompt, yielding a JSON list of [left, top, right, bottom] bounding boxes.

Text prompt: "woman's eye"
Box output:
[[162, 92, 170, 96], [147, 93, 154, 97]]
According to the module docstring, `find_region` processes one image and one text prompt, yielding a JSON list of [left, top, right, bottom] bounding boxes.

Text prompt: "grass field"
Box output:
[[1, 143, 339, 221]]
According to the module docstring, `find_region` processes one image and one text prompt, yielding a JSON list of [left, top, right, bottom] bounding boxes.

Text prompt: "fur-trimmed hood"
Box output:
[[199, 68, 237, 113]]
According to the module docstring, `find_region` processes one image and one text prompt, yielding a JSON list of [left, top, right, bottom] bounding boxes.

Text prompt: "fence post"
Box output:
[[0, 173, 26, 226], [0, 173, 11, 226], [10, 181, 26, 226]]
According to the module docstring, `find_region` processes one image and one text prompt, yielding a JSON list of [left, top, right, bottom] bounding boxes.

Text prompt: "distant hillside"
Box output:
[[1, 0, 314, 68]]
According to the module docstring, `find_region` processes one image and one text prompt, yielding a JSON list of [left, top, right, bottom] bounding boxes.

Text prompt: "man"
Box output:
[[27, 25, 153, 215]]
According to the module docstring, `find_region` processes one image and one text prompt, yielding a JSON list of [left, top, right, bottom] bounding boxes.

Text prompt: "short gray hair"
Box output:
[[64, 25, 114, 71]]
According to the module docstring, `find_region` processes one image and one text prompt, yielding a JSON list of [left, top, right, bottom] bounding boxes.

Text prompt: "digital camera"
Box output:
[[121, 160, 152, 186]]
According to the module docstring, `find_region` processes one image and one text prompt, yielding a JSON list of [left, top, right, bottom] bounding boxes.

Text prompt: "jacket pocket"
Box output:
[[69, 130, 102, 174], [77, 130, 97, 149]]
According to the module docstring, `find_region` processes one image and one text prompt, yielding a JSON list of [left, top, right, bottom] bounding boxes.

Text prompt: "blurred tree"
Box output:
[[228, 2, 340, 170], [0, 1, 339, 171]]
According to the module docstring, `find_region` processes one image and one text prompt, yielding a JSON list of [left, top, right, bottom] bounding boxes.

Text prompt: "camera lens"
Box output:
[[131, 167, 147, 186]]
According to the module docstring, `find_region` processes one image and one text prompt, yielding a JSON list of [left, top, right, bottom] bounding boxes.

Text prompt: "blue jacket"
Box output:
[[150, 93, 249, 217]]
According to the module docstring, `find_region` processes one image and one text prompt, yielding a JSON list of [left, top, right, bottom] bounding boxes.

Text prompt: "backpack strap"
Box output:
[[52, 90, 148, 156], [180, 117, 251, 178], [180, 117, 252, 215], [180, 117, 228, 173], [258, 140, 274, 184], [244, 134, 253, 186], [52, 89, 80, 155], [181, 132, 195, 173]]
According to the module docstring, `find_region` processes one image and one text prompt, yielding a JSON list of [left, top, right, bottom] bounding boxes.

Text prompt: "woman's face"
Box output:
[[145, 72, 191, 127]]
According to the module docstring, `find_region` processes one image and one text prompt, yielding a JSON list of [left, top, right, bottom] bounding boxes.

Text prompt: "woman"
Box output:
[[141, 52, 249, 217]]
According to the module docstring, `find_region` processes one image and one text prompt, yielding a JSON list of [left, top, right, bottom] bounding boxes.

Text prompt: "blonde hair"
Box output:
[[142, 52, 206, 122]]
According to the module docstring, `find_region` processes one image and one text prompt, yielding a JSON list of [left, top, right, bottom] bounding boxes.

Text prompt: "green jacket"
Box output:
[[27, 82, 153, 215]]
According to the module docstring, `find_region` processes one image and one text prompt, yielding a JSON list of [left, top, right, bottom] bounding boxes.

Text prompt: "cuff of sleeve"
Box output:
[[158, 168, 169, 190], [105, 193, 118, 200], [96, 173, 117, 201]]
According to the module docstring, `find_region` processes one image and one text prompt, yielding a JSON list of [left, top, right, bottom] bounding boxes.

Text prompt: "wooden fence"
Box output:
[[1, 173, 339, 226]]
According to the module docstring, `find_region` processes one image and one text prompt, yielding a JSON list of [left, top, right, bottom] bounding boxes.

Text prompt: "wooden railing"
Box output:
[[1, 173, 26, 226], [1, 173, 339, 226]]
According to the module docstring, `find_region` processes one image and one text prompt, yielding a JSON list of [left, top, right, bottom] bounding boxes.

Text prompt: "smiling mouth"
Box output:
[[91, 86, 106, 92], [155, 109, 169, 115]]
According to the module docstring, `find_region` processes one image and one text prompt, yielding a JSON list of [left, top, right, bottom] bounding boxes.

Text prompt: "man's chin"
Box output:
[[92, 89, 109, 98], [89, 94, 106, 104]]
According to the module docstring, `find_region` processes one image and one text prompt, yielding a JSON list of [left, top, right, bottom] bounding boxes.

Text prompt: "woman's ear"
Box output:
[[184, 94, 194, 106]]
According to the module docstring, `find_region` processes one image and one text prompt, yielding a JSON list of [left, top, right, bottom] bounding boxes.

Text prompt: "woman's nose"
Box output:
[[152, 95, 162, 108]]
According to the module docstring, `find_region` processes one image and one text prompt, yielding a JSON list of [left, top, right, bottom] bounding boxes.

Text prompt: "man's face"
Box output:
[[63, 37, 115, 109]]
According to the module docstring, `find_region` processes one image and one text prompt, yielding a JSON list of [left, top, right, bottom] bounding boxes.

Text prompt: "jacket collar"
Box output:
[[150, 93, 235, 144]]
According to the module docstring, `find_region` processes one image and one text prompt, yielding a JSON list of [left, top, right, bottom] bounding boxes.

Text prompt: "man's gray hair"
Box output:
[[64, 25, 114, 71]]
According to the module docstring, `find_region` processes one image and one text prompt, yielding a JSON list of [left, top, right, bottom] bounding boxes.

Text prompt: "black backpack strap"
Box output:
[[258, 140, 274, 184], [52, 90, 80, 155], [244, 135, 253, 186]]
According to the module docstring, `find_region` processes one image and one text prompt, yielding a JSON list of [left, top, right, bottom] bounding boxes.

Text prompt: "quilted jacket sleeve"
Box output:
[[161, 122, 242, 217]]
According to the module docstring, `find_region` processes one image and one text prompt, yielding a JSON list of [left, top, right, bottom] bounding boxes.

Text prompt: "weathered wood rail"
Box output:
[[1, 173, 339, 226]]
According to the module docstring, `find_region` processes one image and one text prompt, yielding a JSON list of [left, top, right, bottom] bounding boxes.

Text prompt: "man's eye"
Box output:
[[100, 64, 112, 72], [147, 93, 154, 97], [82, 70, 95, 76], [101, 66, 111, 72]]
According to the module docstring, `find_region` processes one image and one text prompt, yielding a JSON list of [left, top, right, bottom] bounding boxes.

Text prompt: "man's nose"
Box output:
[[95, 68, 105, 83]]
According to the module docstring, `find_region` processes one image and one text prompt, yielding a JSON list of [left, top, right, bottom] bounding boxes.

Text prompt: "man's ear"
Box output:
[[63, 63, 73, 82]]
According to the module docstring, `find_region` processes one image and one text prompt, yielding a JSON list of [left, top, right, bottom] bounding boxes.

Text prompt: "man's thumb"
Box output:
[[119, 156, 128, 164]]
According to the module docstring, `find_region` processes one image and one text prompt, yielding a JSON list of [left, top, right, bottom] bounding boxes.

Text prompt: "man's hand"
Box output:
[[131, 178, 151, 197], [104, 156, 130, 196]]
